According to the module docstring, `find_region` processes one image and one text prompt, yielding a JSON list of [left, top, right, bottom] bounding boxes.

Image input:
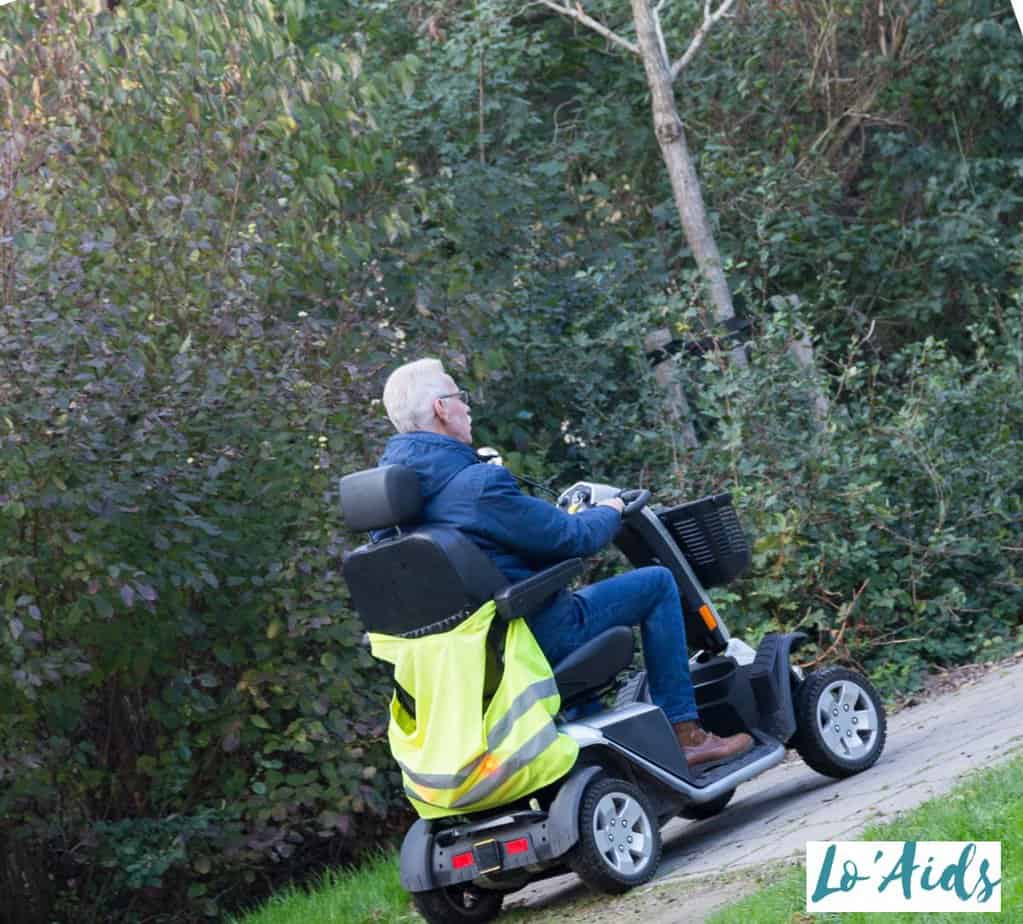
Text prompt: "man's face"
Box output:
[[437, 375, 473, 445]]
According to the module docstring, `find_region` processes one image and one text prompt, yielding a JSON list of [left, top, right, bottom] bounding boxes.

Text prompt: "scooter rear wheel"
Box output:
[[412, 884, 503, 924], [567, 776, 662, 894], [792, 666, 887, 778]]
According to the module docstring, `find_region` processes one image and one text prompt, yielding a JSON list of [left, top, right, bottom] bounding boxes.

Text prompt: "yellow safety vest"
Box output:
[[369, 602, 579, 819]]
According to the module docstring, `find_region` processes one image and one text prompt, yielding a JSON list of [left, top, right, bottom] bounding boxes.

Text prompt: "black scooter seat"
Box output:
[[551, 627, 634, 709]]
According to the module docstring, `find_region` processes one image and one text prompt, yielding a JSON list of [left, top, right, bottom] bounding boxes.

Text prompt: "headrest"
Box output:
[[339, 465, 423, 532]]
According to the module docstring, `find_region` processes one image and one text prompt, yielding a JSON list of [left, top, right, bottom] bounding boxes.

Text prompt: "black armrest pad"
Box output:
[[494, 559, 583, 622]]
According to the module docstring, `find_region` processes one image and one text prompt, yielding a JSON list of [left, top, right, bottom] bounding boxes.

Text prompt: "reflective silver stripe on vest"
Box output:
[[397, 676, 559, 791], [406, 723, 562, 810], [398, 751, 486, 790], [485, 676, 559, 753], [450, 722, 560, 808]]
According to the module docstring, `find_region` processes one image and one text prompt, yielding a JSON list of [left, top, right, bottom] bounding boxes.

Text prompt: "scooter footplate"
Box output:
[[690, 738, 780, 786]]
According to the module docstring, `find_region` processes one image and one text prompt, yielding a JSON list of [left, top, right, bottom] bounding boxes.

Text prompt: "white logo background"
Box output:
[[806, 841, 1001, 913]]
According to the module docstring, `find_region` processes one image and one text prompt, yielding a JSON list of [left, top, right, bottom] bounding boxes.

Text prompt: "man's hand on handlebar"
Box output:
[[557, 482, 648, 517]]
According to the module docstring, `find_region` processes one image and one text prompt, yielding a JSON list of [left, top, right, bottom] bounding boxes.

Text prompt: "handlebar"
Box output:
[[619, 488, 650, 517], [556, 481, 650, 516]]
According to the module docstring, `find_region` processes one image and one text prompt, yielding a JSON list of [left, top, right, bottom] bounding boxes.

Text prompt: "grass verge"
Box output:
[[707, 753, 1023, 924], [229, 849, 410, 924]]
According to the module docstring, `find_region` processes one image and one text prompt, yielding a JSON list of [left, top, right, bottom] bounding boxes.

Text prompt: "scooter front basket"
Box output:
[[658, 493, 751, 588]]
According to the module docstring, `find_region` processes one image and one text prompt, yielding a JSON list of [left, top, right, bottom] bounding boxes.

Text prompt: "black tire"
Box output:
[[412, 884, 503, 924], [567, 776, 662, 894], [792, 666, 887, 779], [679, 788, 734, 820]]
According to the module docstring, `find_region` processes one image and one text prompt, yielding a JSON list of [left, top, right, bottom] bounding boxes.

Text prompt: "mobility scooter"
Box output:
[[340, 466, 887, 923]]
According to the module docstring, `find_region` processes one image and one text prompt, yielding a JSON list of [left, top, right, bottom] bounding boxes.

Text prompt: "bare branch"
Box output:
[[652, 4, 670, 69], [669, 0, 738, 81], [533, 0, 640, 56]]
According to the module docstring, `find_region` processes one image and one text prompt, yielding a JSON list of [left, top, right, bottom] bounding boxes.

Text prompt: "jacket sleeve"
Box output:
[[471, 465, 622, 563]]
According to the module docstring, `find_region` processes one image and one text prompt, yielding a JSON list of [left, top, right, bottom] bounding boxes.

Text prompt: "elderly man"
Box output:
[[377, 357, 752, 767]]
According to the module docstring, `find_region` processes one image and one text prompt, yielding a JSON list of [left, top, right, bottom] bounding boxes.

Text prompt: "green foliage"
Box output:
[[0, 298, 407, 920], [16, 0, 419, 315], [1, 2, 415, 922], [684, 0, 1023, 354], [677, 295, 1023, 684]]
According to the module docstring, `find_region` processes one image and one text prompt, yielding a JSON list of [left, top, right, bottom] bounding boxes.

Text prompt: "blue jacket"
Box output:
[[377, 432, 621, 583]]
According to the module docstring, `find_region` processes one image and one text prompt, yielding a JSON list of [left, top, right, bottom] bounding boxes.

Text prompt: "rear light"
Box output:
[[504, 837, 529, 855], [452, 851, 474, 870]]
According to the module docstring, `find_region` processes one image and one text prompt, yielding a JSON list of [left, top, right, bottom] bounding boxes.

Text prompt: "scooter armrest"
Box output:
[[494, 559, 583, 622]]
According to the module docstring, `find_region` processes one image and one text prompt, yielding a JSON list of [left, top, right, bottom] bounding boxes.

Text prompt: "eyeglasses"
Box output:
[[438, 389, 471, 407]]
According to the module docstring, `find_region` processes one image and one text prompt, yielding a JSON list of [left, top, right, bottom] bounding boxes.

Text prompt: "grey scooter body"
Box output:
[[396, 503, 809, 895]]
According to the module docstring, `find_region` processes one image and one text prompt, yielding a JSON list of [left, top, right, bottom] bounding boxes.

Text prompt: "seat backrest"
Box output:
[[339, 465, 509, 637], [344, 526, 509, 636], [339, 464, 423, 532]]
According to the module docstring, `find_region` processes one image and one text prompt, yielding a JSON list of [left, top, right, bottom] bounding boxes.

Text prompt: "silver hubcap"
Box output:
[[816, 679, 879, 759], [592, 792, 654, 876]]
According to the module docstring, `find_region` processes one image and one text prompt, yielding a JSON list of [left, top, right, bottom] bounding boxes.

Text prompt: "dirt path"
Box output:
[[505, 653, 1023, 924]]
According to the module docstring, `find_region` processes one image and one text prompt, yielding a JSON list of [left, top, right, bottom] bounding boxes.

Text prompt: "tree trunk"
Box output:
[[787, 334, 831, 428], [781, 294, 830, 428], [645, 328, 699, 448], [630, 0, 747, 367]]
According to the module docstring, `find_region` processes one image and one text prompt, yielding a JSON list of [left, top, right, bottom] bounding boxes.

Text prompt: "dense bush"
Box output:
[[0, 2, 418, 921], [680, 299, 1023, 689], [0, 295, 409, 922]]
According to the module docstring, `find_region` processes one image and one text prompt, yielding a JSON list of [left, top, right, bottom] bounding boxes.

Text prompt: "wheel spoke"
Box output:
[[845, 733, 865, 753], [617, 849, 636, 874], [852, 707, 875, 731], [629, 834, 647, 856], [839, 683, 859, 713], [619, 797, 643, 830]]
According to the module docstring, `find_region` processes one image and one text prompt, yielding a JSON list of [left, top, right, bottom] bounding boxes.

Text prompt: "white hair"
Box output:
[[382, 358, 451, 432]]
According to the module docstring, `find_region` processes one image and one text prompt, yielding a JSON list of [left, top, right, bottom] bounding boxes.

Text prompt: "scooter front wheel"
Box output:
[[792, 666, 887, 778], [412, 883, 503, 924], [567, 776, 662, 894]]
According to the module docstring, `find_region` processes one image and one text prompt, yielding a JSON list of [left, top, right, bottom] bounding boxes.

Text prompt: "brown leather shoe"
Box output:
[[673, 721, 753, 767]]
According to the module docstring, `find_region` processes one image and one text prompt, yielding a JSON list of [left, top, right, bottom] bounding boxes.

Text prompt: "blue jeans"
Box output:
[[527, 566, 699, 725]]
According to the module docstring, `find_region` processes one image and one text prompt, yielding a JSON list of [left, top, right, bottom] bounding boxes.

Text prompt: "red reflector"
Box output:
[[504, 837, 529, 855], [452, 851, 474, 870]]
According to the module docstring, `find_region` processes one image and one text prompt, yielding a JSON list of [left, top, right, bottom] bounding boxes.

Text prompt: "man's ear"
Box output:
[[432, 397, 447, 424]]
